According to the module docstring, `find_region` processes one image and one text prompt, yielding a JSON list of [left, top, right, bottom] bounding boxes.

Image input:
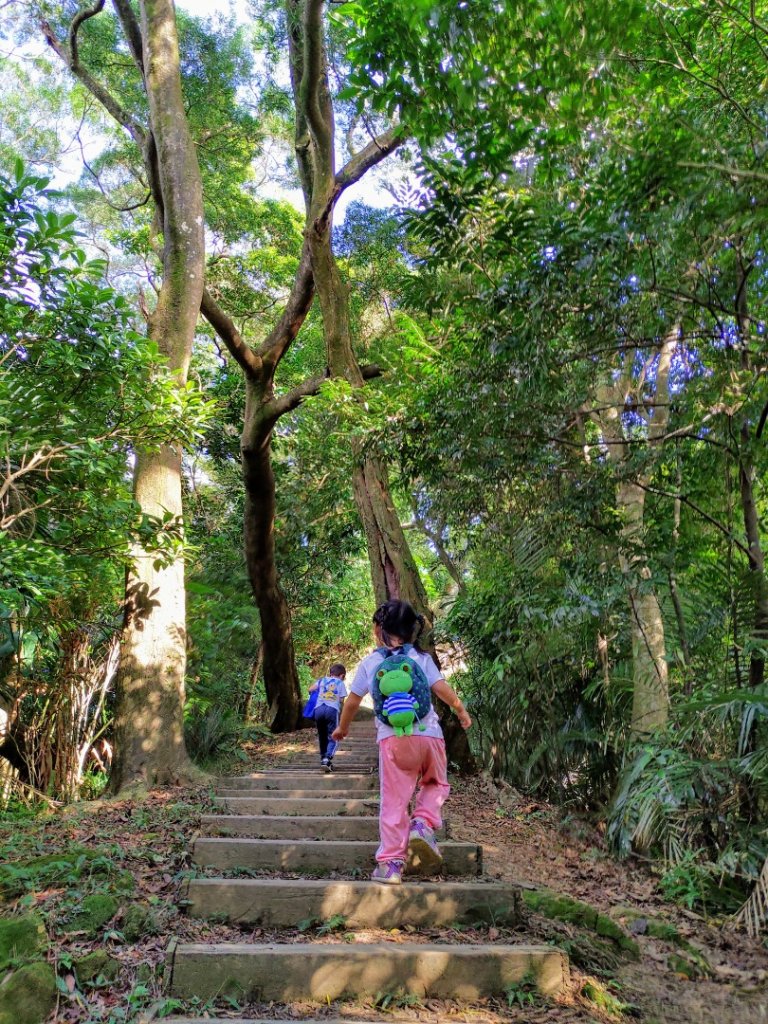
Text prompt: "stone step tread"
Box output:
[[216, 789, 377, 799], [192, 838, 481, 876], [170, 942, 568, 1001], [215, 797, 379, 817], [184, 878, 520, 927], [200, 814, 447, 840], [224, 773, 377, 782]]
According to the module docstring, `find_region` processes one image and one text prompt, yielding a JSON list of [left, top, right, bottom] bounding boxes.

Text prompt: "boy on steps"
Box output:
[[308, 663, 347, 772]]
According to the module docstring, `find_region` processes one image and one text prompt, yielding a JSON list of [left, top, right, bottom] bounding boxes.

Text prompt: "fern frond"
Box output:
[[734, 853, 768, 936]]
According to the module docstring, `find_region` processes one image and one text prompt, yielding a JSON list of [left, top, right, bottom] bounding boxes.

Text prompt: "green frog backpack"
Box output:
[[371, 644, 432, 737]]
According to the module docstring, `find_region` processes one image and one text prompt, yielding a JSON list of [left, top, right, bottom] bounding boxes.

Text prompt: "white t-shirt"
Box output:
[[350, 647, 444, 742], [315, 676, 347, 712]]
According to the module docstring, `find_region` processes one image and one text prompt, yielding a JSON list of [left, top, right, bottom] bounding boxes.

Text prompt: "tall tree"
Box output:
[[285, 0, 474, 764], [42, 0, 205, 789]]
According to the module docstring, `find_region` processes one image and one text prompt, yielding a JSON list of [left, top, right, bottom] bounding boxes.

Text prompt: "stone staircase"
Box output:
[[165, 712, 569, 1020]]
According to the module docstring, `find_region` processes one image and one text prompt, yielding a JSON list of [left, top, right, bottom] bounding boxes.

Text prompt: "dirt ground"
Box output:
[[448, 773, 768, 1024], [2, 725, 767, 1023]]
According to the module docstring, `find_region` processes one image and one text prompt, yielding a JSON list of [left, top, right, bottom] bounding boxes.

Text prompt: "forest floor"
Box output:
[[1, 726, 767, 1024]]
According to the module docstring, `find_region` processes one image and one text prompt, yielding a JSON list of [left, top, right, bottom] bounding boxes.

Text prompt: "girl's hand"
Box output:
[[331, 726, 347, 742], [457, 709, 472, 730]]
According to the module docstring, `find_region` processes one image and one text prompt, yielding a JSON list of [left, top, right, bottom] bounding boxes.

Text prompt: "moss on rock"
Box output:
[[61, 892, 118, 935], [522, 889, 640, 960], [0, 913, 47, 969], [122, 903, 159, 941], [0, 961, 57, 1024], [75, 949, 120, 985]]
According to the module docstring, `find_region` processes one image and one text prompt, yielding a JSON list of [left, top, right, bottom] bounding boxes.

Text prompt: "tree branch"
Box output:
[[68, 0, 106, 67], [335, 127, 403, 193], [111, 0, 145, 78], [258, 239, 316, 365], [41, 15, 146, 148], [635, 480, 752, 559], [300, 0, 333, 171], [264, 362, 382, 422], [200, 289, 263, 377]]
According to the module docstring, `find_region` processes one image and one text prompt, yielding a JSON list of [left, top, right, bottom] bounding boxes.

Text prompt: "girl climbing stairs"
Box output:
[[164, 712, 569, 1017]]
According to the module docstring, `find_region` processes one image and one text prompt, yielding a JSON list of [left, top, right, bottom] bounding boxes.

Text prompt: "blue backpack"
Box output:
[[371, 645, 432, 737]]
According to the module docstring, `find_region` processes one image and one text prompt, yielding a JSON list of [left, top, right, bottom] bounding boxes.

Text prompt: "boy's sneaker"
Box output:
[[320, 757, 329, 770], [408, 818, 444, 873], [371, 860, 403, 885], [324, 759, 334, 773]]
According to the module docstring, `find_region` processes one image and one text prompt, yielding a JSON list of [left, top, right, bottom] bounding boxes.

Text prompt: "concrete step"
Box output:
[[278, 760, 377, 768], [248, 768, 376, 775], [200, 814, 445, 841], [284, 753, 376, 761], [184, 878, 520, 927], [192, 838, 482, 876], [216, 788, 377, 800], [215, 796, 379, 816], [169, 941, 568, 1001], [218, 774, 378, 791]]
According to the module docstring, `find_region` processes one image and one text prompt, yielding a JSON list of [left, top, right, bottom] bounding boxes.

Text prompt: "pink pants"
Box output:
[[377, 736, 451, 863]]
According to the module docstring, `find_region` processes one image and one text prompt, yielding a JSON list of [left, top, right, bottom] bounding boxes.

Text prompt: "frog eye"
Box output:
[[402, 664, 411, 673], [376, 670, 385, 679]]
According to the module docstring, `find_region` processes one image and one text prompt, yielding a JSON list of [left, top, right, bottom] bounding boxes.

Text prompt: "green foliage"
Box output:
[[1, 164, 207, 609], [184, 705, 242, 764], [505, 970, 540, 1008]]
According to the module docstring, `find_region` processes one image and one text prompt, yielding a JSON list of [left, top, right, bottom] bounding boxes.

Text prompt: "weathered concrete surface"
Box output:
[[216, 788, 377, 800], [185, 878, 520, 927], [214, 796, 379, 817], [201, 814, 439, 840], [192, 837, 481, 876], [170, 942, 568, 1001], [218, 774, 378, 792]]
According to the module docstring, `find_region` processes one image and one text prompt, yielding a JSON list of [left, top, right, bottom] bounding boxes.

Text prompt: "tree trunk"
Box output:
[[113, 447, 200, 788], [593, 336, 677, 738], [111, 0, 205, 791], [290, 0, 474, 769], [617, 485, 670, 738], [242, 381, 303, 732], [733, 261, 768, 688]]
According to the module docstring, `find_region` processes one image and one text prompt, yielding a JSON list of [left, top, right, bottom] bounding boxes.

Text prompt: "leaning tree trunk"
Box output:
[[111, 0, 205, 791], [293, 0, 474, 769]]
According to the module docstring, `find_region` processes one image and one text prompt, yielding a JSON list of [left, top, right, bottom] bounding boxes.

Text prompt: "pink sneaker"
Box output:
[[371, 860, 403, 885], [408, 817, 444, 873]]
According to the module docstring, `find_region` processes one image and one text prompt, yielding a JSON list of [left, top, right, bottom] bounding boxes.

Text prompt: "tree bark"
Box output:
[[111, 0, 205, 791], [592, 333, 678, 737], [734, 263, 768, 688], [242, 379, 303, 731], [290, 0, 474, 769]]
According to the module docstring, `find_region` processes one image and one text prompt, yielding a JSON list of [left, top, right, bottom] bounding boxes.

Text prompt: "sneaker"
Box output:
[[320, 757, 329, 770], [324, 759, 334, 774], [371, 860, 403, 885], [408, 818, 444, 873]]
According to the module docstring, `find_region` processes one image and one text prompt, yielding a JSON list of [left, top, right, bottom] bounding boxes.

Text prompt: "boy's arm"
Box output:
[[332, 692, 362, 740], [431, 679, 472, 730], [309, 682, 319, 693]]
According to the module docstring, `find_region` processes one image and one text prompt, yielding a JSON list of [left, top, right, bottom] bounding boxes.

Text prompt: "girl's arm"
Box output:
[[432, 679, 472, 730], [332, 692, 362, 740]]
